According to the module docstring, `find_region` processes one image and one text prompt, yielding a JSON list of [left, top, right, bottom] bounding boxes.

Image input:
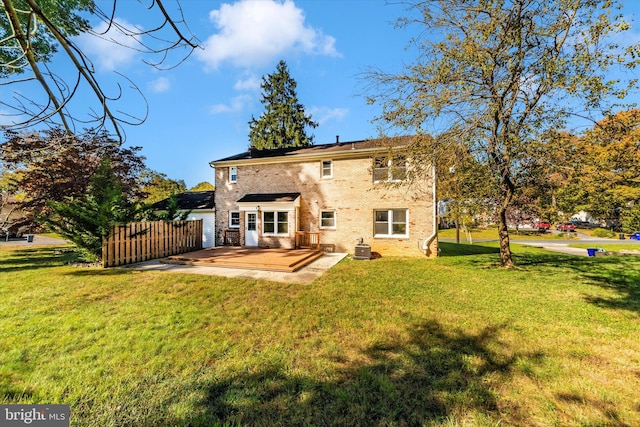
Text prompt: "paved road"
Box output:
[[0, 234, 69, 246]]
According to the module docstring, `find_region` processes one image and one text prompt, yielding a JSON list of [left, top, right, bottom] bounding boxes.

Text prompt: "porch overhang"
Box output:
[[236, 192, 301, 211]]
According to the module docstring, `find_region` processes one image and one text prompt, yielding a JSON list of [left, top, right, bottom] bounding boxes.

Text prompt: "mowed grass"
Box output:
[[1, 244, 640, 426]]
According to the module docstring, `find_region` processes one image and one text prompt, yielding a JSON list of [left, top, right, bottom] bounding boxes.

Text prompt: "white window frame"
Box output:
[[229, 166, 238, 183], [320, 210, 336, 229], [373, 156, 407, 183], [373, 209, 409, 238], [321, 160, 333, 178], [262, 211, 289, 236], [229, 211, 240, 228]]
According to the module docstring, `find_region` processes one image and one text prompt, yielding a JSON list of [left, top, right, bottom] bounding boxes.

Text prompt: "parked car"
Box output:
[[570, 219, 592, 228], [535, 221, 551, 232], [556, 222, 576, 232], [629, 232, 640, 240]]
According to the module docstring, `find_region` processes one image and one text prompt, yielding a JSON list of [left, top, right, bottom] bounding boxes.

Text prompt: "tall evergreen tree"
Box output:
[[249, 60, 318, 150]]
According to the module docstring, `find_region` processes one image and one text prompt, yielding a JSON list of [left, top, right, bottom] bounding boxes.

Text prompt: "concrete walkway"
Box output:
[[120, 252, 349, 284]]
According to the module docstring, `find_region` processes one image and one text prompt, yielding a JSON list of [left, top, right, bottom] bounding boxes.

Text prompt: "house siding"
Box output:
[[214, 151, 437, 257]]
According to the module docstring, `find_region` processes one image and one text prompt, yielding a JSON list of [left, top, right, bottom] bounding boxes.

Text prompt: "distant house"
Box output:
[[151, 191, 215, 248], [210, 137, 438, 257]]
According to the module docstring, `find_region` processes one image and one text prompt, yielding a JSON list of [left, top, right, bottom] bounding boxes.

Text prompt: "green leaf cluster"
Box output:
[[0, 0, 93, 77]]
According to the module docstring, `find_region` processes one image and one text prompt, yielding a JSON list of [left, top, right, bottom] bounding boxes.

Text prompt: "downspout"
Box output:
[[423, 161, 438, 256]]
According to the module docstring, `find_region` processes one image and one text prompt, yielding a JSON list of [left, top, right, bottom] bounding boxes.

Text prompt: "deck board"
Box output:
[[160, 247, 324, 272]]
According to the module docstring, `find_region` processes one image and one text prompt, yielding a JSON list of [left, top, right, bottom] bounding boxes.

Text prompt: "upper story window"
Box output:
[[321, 160, 333, 178], [373, 156, 407, 183], [229, 166, 237, 183]]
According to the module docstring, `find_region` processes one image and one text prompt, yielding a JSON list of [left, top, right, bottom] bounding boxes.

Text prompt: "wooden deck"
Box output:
[[160, 247, 324, 272]]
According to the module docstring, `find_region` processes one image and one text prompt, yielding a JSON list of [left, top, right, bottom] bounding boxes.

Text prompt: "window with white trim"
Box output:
[[374, 209, 408, 237], [229, 166, 237, 183], [321, 160, 333, 178], [229, 211, 240, 228], [263, 211, 289, 235], [373, 156, 407, 182], [320, 210, 336, 229]]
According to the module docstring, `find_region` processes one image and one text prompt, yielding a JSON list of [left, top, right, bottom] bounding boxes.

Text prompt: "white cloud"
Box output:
[[308, 106, 349, 125], [196, 0, 340, 70], [234, 75, 261, 91], [209, 94, 253, 114], [78, 19, 140, 71], [149, 77, 171, 93]]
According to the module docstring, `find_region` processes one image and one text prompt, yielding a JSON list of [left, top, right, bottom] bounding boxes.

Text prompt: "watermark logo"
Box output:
[[1, 405, 69, 426]]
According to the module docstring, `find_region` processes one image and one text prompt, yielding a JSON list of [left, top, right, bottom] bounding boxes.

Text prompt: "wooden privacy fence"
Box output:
[[102, 220, 203, 267]]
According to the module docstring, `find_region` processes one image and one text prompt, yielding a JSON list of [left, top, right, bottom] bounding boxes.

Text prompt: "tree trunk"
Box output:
[[497, 205, 514, 267]]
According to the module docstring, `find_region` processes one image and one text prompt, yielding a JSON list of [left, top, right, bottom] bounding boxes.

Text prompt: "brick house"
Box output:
[[209, 137, 438, 257]]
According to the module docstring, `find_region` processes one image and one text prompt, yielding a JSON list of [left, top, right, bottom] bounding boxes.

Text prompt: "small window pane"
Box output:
[[322, 160, 332, 177], [277, 212, 288, 234], [391, 209, 407, 235], [375, 210, 388, 222], [373, 157, 388, 182], [321, 210, 335, 228], [390, 157, 407, 181], [229, 211, 240, 228], [230, 167, 237, 182], [392, 223, 406, 234], [263, 212, 274, 233], [375, 222, 388, 235]]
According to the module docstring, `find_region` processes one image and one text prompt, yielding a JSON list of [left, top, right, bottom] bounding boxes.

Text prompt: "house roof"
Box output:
[[151, 191, 215, 210], [210, 136, 419, 166], [236, 193, 301, 203]]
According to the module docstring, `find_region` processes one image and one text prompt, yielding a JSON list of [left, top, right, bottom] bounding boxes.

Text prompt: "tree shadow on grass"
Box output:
[[438, 241, 500, 257], [0, 246, 77, 273], [514, 251, 640, 314], [173, 320, 540, 426]]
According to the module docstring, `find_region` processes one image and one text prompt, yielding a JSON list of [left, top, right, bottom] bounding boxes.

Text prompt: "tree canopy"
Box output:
[[0, 128, 146, 228], [366, 0, 640, 267], [249, 60, 318, 150], [0, 0, 199, 140], [140, 170, 187, 205]]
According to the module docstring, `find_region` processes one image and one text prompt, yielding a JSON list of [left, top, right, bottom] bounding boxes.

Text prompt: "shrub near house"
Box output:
[[210, 137, 438, 257]]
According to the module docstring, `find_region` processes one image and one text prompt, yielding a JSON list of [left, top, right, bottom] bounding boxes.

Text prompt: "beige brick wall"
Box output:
[[214, 155, 438, 257]]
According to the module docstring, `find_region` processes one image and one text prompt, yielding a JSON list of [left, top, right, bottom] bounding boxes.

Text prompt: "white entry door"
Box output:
[[245, 211, 258, 246]]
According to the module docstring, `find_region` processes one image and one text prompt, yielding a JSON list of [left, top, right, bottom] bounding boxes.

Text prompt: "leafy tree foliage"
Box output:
[[366, 0, 640, 267], [190, 181, 215, 192], [558, 109, 640, 229], [0, 0, 199, 139], [0, 128, 146, 226], [249, 60, 318, 150], [42, 157, 142, 261], [140, 170, 187, 205]]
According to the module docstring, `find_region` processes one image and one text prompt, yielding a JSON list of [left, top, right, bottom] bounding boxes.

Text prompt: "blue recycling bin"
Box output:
[[586, 248, 597, 257]]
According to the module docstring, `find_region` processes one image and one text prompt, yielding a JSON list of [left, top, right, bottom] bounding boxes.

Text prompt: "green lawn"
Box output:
[[1, 243, 639, 426]]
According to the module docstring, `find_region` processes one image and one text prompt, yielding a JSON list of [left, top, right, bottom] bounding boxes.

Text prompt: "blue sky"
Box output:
[[3, 1, 639, 188], [75, 0, 418, 188]]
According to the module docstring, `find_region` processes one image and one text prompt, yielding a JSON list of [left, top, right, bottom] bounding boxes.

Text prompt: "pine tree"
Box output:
[[249, 60, 318, 150], [42, 157, 140, 261]]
